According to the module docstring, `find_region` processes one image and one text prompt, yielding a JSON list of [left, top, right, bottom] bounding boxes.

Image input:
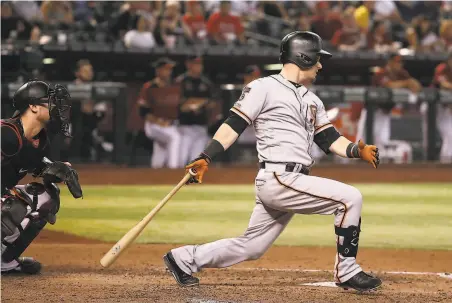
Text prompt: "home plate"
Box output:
[[301, 282, 338, 288]]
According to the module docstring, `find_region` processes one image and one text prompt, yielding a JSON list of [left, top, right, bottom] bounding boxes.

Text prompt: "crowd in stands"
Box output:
[[2, 1, 452, 52]]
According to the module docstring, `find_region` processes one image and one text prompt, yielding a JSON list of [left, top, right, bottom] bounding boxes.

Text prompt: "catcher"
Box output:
[[1, 80, 83, 275]]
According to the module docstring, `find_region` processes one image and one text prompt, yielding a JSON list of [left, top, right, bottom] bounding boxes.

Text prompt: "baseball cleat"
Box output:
[[336, 271, 382, 292], [163, 252, 199, 287], [1, 257, 42, 275]]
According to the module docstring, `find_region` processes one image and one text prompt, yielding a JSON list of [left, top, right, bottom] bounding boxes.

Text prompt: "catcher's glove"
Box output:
[[185, 153, 210, 184], [34, 158, 83, 198]]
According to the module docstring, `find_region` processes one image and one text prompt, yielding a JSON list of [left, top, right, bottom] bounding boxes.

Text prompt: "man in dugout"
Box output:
[[176, 55, 220, 166], [137, 57, 182, 168]]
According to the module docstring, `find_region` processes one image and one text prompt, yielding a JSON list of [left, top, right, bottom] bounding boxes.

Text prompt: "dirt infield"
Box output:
[[2, 165, 452, 302], [2, 230, 451, 303]]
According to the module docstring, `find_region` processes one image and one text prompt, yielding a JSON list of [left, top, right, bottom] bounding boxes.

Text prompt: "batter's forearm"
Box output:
[[212, 123, 239, 150], [329, 136, 354, 158]]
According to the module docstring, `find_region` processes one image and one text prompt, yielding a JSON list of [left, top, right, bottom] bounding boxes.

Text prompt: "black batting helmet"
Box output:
[[12, 80, 52, 117], [279, 31, 332, 70]]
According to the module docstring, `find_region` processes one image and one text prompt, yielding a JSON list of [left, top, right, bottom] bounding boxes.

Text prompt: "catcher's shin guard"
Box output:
[[2, 218, 47, 263]]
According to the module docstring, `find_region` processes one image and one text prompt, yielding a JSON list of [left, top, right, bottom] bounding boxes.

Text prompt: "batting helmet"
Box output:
[[279, 31, 332, 70]]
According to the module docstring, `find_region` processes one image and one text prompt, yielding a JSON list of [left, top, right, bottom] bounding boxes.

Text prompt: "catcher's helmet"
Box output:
[[12, 80, 51, 115], [12, 80, 72, 137], [279, 31, 332, 70]]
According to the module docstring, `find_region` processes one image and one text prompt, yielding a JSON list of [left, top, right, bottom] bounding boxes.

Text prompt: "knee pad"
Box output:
[[335, 218, 361, 258], [1, 194, 32, 241], [25, 182, 60, 225], [2, 218, 47, 263]]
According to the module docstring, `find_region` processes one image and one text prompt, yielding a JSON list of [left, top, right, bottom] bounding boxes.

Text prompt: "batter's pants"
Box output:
[[171, 164, 364, 283]]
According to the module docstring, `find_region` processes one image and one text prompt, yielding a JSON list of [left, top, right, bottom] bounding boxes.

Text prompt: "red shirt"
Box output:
[[310, 14, 342, 41], [206, 12, 243, 39], [331, 28, 361, 47], [432, 63, 452, 88], [183, 14, 205, 37]]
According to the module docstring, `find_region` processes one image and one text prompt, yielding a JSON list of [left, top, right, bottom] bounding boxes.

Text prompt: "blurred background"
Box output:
[[1, 0, 452, 167]]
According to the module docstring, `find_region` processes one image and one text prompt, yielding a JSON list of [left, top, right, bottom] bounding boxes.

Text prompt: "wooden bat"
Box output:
[[100, 169, 197, 268]]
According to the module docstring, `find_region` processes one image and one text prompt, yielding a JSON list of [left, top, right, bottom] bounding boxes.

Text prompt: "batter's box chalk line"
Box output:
[[229, 268, 452, 281]]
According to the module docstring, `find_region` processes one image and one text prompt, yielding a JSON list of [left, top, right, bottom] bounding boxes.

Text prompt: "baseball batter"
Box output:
[[163, 31, 382, 292]]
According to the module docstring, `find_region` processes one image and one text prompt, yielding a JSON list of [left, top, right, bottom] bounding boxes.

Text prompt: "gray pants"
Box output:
[[144, 121, 181, 169], [172, 163, 363, 283], [179, 125, 209, 167]]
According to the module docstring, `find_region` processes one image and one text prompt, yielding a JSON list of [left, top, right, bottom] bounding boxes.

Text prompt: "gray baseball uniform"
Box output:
[[172, 74, 363, 283]]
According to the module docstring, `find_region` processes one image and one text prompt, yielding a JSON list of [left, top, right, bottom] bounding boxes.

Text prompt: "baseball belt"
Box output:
[[259, 162, 310, 175]]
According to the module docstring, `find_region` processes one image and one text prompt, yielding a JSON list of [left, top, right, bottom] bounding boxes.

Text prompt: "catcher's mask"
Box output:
[[12, 80, 72, 137]]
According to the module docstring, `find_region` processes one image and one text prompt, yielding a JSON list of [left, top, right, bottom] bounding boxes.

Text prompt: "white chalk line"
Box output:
[[224, 267, 452, 279]]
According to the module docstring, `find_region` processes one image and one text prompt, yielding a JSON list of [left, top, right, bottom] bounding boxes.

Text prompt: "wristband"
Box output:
[[346, 143, 360, 158], [203, 139, 224, 162]]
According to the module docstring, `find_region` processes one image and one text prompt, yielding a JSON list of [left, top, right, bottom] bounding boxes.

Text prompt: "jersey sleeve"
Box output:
[[1, 122, 22, 158], [314, 100, 333, 135], [230, 79, 267, 125], [433, 63, 446, 86], [137, 82, 151, 106]]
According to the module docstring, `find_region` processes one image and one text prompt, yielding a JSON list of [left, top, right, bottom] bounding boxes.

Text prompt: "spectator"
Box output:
[[182, 1, 207, 42], [206, 1, 245, 45], [10, 0, 43, 22], [176, 55, 218, 166], [1, 2, 16, 40], [137, 57, 181, 168], [41, 1, 74, 26], [354, 1, 375, 33], [294, 13, 311, 32], [73, 1, 98, 28], [204, 1, 258, 17], [355, 54, 422, 148], [367, 20, 400, 53], [428, 52, 452, 163], [29, 25, 42, 45], [261, 1, 290, 21], [310, 1, 342, 41], [406, 16, 442, 52], [440, 19, 452, 52], [331, 7, 364, 52], [154, 0, 192, 48], [124, 14, 156, 50]]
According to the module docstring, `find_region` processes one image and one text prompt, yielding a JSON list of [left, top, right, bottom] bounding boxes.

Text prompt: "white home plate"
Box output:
[[301, 282, 338, 288]]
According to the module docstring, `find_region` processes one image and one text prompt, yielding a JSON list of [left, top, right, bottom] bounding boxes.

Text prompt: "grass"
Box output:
[[48, 184, 452, 250]]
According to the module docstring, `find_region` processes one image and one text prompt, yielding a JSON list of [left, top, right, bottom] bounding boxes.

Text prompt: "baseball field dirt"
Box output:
[[2, 165, 452, 303]]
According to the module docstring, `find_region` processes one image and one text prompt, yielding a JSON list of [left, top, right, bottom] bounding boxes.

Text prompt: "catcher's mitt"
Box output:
[[35, 158, 83, 198]]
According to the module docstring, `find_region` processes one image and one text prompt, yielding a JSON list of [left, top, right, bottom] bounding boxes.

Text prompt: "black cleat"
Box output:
[[163, 252, 199, 287], [336, 271, 382, 292], [1, 257, 42, 275]]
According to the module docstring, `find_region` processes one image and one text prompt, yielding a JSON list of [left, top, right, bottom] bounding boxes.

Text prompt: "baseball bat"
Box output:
[[100, 169, 197, 268]]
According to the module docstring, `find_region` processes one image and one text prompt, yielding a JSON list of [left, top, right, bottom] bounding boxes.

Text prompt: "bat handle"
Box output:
[[188, 168, 197, 176]]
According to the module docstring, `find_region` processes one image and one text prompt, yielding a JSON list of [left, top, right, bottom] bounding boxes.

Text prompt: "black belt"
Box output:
[[259, 162, 310, 175]]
